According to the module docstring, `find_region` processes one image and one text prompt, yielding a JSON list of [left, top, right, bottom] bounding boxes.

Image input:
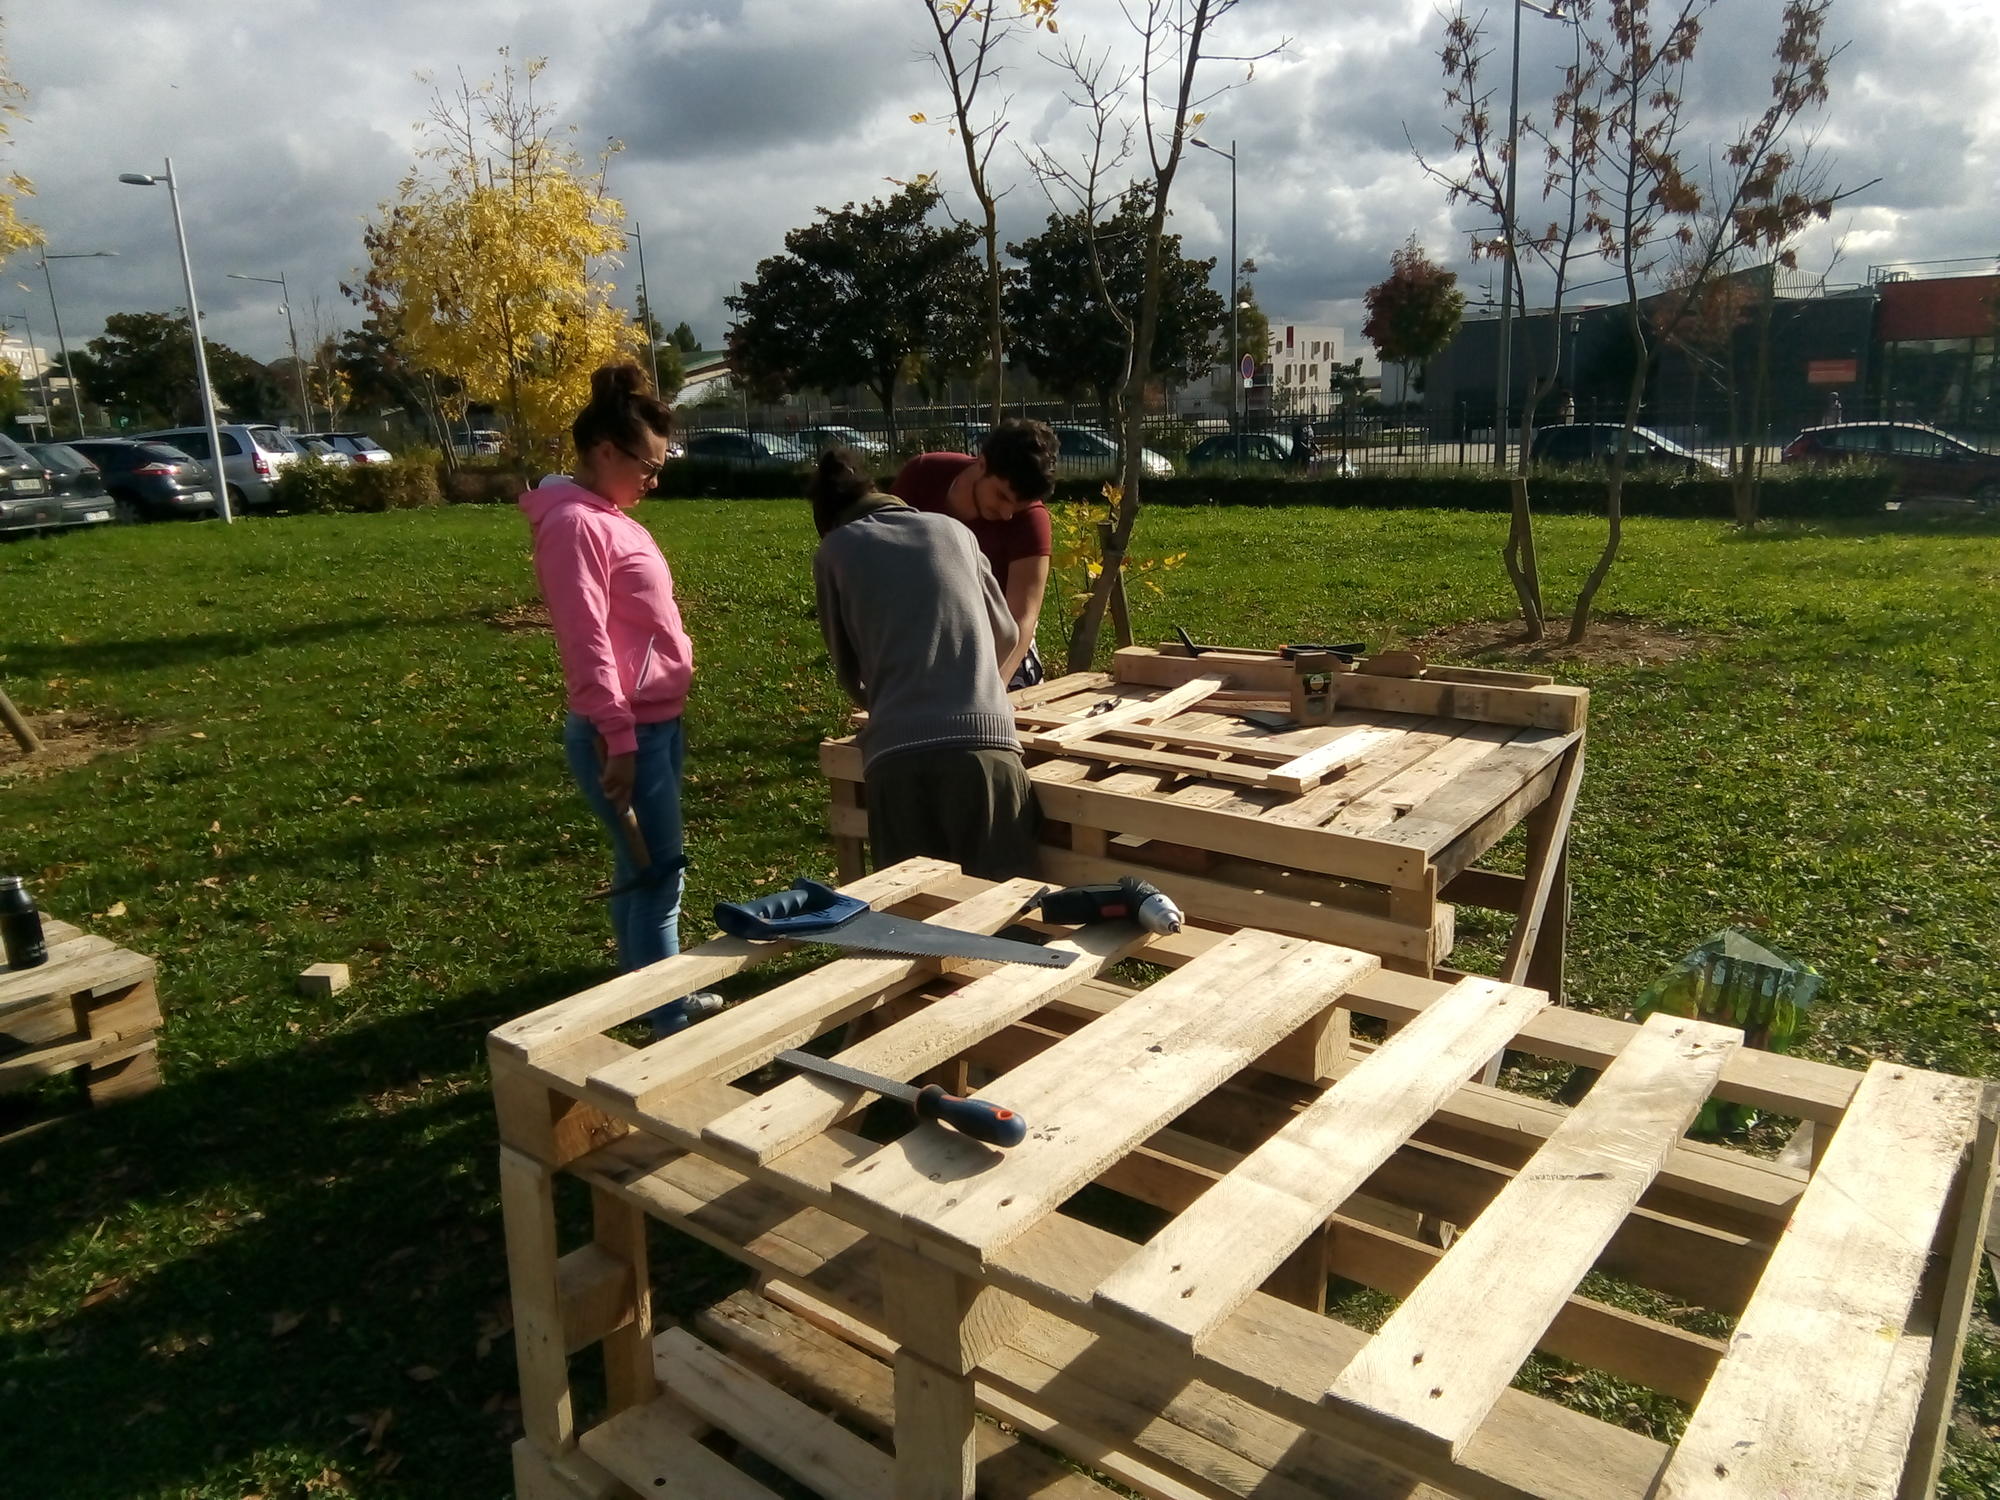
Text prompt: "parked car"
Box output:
[[64, 439, 219, 521], [681, 429, 811, 468], [1048, 423, 1176, 480], [298, 431, 392, 465], [453, 429, 505, 458], [797, 424, 889, 458], [1185, 432, 1358, 478], [24, 442, 115, 529], [290, 436, 352, 466], [1529, 422, 1723, 476], [0, 430, 61, 535], [1781, 421, 2000, 503], [132, 423, 302, 510]]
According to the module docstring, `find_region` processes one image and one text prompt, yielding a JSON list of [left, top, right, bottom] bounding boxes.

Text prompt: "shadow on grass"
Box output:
[[0, 961, 748, 1496], [1716, 510, 2000, 543], [0, 611, 491, 679]]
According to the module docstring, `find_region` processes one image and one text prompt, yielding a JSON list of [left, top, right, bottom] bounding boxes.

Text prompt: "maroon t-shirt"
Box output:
[[890, 453, 1052, 587]]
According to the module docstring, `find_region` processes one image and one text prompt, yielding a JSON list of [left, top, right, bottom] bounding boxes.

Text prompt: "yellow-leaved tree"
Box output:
[[0, 22, 39, 266], [357, 54, 633, 474]]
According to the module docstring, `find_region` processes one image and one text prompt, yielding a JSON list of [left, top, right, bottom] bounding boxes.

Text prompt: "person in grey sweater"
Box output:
[[810, 447, 1040, 879]]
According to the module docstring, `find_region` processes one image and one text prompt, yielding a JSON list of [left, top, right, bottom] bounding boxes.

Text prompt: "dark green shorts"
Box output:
[[865, 746, 1041, 881]]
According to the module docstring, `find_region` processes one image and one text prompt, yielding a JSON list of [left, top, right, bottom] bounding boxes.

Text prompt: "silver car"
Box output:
[[300, 431, 393, 465], [133, 423, 301, 510]]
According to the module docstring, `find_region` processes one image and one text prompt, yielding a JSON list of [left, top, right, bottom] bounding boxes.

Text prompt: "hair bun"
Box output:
[[590, 361, 649, 403]]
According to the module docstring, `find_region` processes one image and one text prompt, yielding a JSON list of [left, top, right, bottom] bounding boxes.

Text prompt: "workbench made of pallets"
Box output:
[[822, 644, 1587, 990], [0, 914, 161, 1118], [488, 859, 1994, 1500]]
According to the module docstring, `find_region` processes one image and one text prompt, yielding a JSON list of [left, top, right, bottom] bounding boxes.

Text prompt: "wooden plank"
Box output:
[[654, 1326, 890, 1500], [1025, 736, 1294, 789], [1094, 976, 1550, 1348], [514, 1435, 633, 1500], [1330, 1013, 1742, 1456], [0, 942, 151, 1017], [1016, 709, 1308, 762], [580, 1397, 779, 1499], [1029, 771, 1426, 883], [1035, 846, 1440, 964], [499, 1144, 576, 1453], [584, 877, 1047, 1112], [835, 932, 1378, 1265], [1374, 730, 1580, 855], [695, 1290, 1121, 1500], [1899, 1086, 1999, 1499], [703, 916, 1150, 1165], [1326, 722, 1519, 837], [490, 858, 968, 1063], [1657, 1062, 1987, 1500], [1262, 716, 1465, 830], [893, 1350, 978, 1500], [1011, 669, 1113, 709], [1264, 726, 1403, 795], [1035, 673, 1230, 745], [590, 1187, 656, 1413]]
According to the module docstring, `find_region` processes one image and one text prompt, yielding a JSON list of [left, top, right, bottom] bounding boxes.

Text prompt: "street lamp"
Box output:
[[40, 250, 117, 439], [627, 224, 662, 396], [227, 271, 309, 429], [1495, 0, 1572, 467], [1190, 136, 1240, 434], [119, 160, 231, 523]]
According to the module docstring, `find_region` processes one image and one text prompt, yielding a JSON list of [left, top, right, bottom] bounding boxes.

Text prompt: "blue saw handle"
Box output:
[[916, 1085, 1028, 1147], [714, 879, 869, 941]]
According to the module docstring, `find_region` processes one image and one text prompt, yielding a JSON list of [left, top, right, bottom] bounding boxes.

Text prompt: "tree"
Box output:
[[668, 321, 701, 354], [0, 23, 39, 270], [356, 54, 636, 476], [1363, 236, 1466, 402], [1030, 1, 1279, 671], [1004, 184, 1223, 419], [335, 314, 461, 452], [724, 181, 983, 451], [71, 311, 265, 426], [915, 0, 1060, 424]]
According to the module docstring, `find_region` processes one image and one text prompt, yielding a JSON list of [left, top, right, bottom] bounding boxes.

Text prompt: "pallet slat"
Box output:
[[1655, 1061, 1985, 1499], [835, 932, 1379, 1264], [1329, 1013, 1742, 1455], [1093, 976, 1550, 1348]]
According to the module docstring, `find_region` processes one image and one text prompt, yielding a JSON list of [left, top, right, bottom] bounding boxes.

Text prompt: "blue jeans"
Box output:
[[564, 714, 689, 1025]]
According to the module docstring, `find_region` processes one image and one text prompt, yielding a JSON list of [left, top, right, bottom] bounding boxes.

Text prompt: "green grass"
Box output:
[[2, 501, 1996, 1497]]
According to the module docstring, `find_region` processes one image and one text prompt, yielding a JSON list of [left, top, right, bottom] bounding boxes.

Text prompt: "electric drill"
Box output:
[[1037, 876, 1184, 935]]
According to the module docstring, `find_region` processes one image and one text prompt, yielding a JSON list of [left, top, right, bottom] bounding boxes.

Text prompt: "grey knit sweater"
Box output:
[[814, 498, 1021, 770]]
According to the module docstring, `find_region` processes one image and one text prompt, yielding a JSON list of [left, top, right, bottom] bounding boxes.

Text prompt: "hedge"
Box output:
[[272, 454, 443, 514], [647, 457, 1892, 519]]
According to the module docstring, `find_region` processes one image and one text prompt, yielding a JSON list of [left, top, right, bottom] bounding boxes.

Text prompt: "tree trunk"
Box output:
[[0, 686, 42, 754], [1569, 308, 1648, 643], [984, 212, 1004, 428]]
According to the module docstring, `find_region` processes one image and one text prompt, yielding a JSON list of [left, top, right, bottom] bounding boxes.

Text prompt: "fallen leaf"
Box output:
[[188, 731, 207, 740], [95, 900, 128, 920], [405, 1364, 440, 1382], [270, 1309, 305, 1337], [80, 1275, 130, 1308]]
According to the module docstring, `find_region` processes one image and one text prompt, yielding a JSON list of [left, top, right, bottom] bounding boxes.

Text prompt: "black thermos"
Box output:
[[1, 875, 48, 969]]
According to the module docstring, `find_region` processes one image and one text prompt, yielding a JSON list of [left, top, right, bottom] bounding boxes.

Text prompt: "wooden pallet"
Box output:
[[489, 861, 1995, 1500], [0, 915, 161, 1122], [823, 644, 1587, 992]]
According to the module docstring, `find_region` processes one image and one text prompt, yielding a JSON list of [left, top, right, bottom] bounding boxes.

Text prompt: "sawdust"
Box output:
[[486, 601, 552, 633], [1410, 614, 1720, 670], [0, 710, 148, 784]]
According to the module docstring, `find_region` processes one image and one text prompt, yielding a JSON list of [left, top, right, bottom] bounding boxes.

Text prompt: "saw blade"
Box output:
[[810, 910, 1074, 967]]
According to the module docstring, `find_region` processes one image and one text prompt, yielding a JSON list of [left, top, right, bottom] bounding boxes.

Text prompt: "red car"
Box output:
[[1781, 421, 2000, 505]]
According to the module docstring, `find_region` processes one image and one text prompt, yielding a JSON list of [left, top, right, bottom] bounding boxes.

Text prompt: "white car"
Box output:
[[1049, 423, 1175, 479], [300, 431, 393, 465]]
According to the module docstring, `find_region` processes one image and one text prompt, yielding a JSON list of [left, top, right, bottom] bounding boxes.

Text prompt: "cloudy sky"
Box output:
[[9, 0, 1997, 371]]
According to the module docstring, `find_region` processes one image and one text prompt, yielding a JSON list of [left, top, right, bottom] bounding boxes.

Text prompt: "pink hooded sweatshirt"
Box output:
[[520, 477, 693, 757]]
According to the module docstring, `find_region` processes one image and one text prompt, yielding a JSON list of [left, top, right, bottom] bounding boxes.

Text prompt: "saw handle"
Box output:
[[714, 880, 868, 941], [917, 1084, 1029, 1147]]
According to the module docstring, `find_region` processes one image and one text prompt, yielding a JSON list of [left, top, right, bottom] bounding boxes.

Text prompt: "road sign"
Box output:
[[1239, 354, 1256, 379], [16, 412, 47, 426]]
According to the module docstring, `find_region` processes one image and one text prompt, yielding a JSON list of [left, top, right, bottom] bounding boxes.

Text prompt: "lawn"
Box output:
[[2, 499, 1996, 1497]]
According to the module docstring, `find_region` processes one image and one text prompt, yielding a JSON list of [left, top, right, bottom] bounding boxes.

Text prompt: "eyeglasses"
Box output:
[[615, 442, 665, 480]]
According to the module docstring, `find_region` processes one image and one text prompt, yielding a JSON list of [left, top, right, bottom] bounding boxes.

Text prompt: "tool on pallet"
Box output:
[[714, 880, 1076, 968], [776, 1049, 1029, 1147], [1033, 876, 1184, 935], [1279, 640, 1367, 661]]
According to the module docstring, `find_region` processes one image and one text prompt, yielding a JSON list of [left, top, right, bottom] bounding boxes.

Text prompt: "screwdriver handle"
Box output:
[[915, 1084, 1028, 1147]]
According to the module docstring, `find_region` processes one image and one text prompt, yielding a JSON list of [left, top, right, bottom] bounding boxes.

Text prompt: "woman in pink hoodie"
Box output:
[[521, 363, 714, 1033]]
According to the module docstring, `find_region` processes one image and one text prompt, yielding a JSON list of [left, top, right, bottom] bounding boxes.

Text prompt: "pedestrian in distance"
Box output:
[[520, 361, 720, 1036], [1291, 417, 1316, 470], [890, 419, 1059, 691], [810, 446, 1040, 881]]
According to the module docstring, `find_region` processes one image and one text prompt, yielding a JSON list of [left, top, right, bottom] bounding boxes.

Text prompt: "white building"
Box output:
[[1267, 321, 1345, 397]]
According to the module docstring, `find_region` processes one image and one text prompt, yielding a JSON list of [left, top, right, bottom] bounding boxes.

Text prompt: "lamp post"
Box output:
[[119, 160, 231, 523], [40, 250, 117, 439], [1191, 136, 1239, 434], [227, 271, 309, 429], [1495, 0, 1571, 467], [628, 224, 662, 396]]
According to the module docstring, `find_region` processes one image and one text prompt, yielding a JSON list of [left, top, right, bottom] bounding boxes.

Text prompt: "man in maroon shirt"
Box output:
[[890, 418, 1060, 689]]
